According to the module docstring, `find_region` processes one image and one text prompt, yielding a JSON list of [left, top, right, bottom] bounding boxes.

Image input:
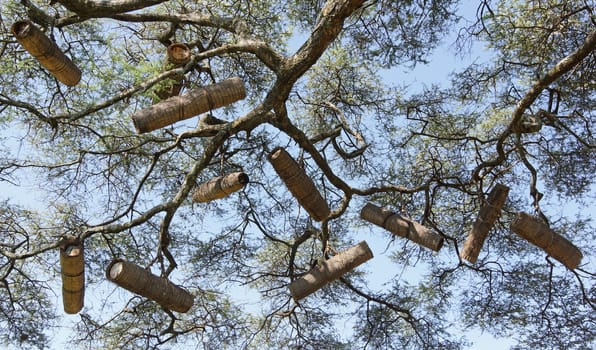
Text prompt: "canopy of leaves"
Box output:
[[0, 0, 594, 349]]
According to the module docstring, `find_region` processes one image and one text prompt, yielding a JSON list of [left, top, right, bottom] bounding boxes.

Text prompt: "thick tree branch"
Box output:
[[277, 0, 365, 95], [55, 0, 167, 17]]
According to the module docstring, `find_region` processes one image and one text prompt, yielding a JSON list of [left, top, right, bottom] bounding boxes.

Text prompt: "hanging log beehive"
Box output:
[[11, 20, 81, 86], [460, 184, 509, 263], [289, 240, 373, 301], [192, 172, 249, 202], [132, 77, 246, 133], [268, 147, 330, 221], [360, 203, 443, 251], [106, 259, 194, 313], [154, 43, 191, 100], [59, 238, 85, 314], [510, 212, 582, 269]]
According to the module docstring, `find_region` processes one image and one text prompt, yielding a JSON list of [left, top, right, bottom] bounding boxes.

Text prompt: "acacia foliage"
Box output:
[[0, 0, 594, 349]]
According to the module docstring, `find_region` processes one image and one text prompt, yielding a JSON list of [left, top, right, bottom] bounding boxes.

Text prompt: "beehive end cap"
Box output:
[[237, 172, 250, 184], [11, 20, 33, 38], [106, 259, 125, 280], [268, 146, 286, 161]]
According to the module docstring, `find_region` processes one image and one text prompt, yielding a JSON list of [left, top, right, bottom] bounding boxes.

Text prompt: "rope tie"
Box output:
[[543, 224, 556, 252], [204, 87, 215, 113]]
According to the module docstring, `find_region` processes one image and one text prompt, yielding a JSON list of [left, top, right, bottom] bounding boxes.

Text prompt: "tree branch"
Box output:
[[472, 29, 596, 181], [55, 0, 168, 17]]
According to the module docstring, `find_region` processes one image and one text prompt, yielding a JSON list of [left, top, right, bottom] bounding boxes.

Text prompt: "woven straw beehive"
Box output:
[[132, 77, 246, 133]]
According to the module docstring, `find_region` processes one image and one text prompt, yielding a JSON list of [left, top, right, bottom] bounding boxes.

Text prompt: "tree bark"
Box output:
[[360, 203, 444, 251], [106, 259, 194, 313], [192, 172, 249, 202], [59, 237, 85, 314], [131, 77, 246, 133], [55, 0, 167, 17], [268, 147, 330, 221], [289, 240, 373, 301], [460, 184, 509, 263], [510, 212, 582, 269], [12, 20, 81, 86]]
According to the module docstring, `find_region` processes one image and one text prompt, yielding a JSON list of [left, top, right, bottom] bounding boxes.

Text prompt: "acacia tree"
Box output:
[[0, 0, 594, 349]]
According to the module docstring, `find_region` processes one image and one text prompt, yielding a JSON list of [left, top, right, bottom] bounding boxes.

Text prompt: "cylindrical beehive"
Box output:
[[192, 172, 249, 202], [106, 259, 194, 313], [268, 147, 330, 222], [59, 238, 85, 314], [12, 20, 81, 86], [155, 43, 191, 100], [460, 184, 509, 263], [166, 43, 192, 66], [360, 203, 443, 251], [132, 77, 246, 133], [289, 240, 373, 301], [510, 212, 582, 269]]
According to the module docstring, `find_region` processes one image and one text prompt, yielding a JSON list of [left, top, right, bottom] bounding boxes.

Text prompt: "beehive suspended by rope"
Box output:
[[59, 237, 85, 314], [360, 203, 443, 251], [460, 184, 509, 263], [289, 240, 373, 301], [192, 172, 249, 202], [132, 77, 246, 133], [154, 43, 191, 100], [510, 212, 582, 269], [12, 20, 81, 86], [106, 259, 194, 313], [268, 147, 330, 221]]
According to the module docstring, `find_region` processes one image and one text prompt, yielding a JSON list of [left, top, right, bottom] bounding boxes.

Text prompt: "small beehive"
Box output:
[[192, 172, 249, 202], [12, 20, 81, 86], [59, 237, 85, 314], [106, 259, 194, 313], [132, 77, 246, 133], [289, 240, 373, 301], [154, 43, 191, 100], [510, 212, 582, 269], [268, 147, 330, 221], [460, 184, 509, 263], [360, 203, 443, 251]]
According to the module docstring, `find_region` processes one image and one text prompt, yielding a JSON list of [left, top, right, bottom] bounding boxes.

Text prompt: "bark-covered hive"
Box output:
[[289, 240, 373, 301], [106, 259, 194, 313], [192, 172, 249, 202], [360, 203, 444, 251], [12, 20, 81, 86], [268, 147, 330, 222], [460, 184, 509, 263], [510, 212, 582, 269]]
